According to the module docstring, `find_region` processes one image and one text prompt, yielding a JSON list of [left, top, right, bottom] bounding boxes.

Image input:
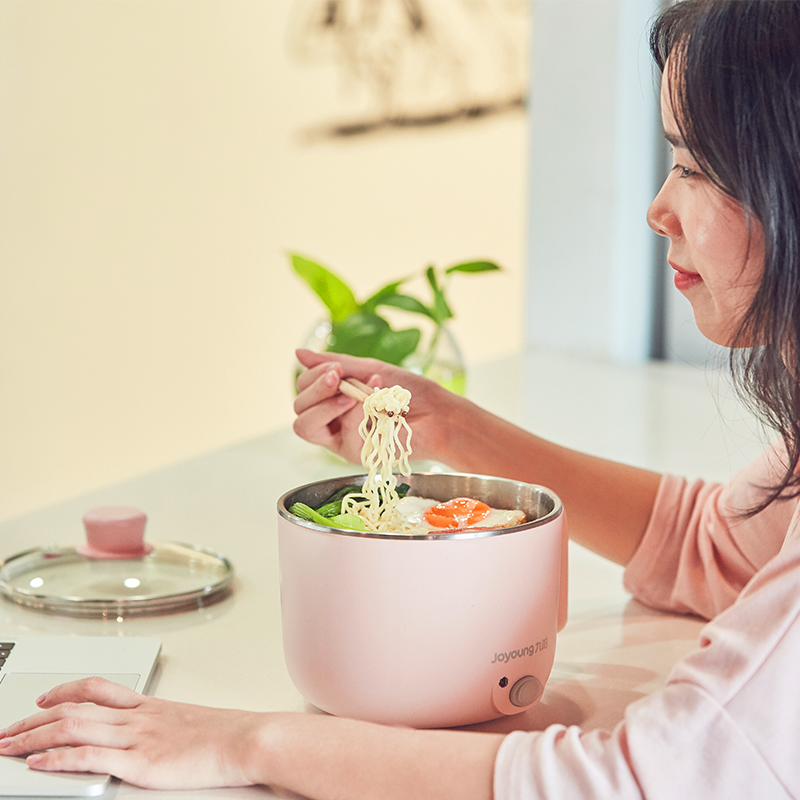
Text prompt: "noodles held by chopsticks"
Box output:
[[342, 385, 413, 531]]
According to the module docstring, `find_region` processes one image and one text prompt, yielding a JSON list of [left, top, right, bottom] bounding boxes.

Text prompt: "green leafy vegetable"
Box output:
[[290, 483, 412, 530], [329, 513, 370, 529], [316, 485, 367, 517], [289, 503, 368, 531]]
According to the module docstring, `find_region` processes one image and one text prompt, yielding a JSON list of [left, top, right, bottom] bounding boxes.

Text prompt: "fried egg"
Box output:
[[396, 496, 526, 532]]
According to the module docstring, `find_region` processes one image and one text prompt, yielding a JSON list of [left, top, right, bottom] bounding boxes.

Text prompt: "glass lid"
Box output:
[[0, 507, 234, 617]]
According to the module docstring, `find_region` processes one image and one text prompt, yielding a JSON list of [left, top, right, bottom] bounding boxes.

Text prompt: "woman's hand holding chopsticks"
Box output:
[[293, 349, 452, 465]]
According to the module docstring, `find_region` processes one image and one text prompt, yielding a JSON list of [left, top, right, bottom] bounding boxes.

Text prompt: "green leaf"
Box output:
[[371, 327, 421, 365], [290, 253, 359, 322], [425, 265, 440, 293], [360, 280, 406, 313], [374, 292, 435, 319], [329, 312, 392, 357], [434, 295, 454, 323], [425, 266, 453, 324], [444, 260, 502, 274], [329, 312, 421, 365]]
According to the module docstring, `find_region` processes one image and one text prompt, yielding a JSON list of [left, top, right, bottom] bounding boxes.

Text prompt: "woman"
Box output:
[[1, 1, 798, 797]]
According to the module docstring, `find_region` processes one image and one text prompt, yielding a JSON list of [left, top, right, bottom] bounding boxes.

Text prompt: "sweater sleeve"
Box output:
[[494, 515, 800, 800], [623, 441, 797, 619]]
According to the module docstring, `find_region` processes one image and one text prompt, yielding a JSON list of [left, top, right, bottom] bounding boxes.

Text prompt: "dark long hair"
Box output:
[[651, 0, 800, 513]]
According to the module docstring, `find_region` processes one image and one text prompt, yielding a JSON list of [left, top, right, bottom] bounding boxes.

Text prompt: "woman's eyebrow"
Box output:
[[664, 131, 687, 148]]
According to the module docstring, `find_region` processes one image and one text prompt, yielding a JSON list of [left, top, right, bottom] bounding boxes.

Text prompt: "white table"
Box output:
[[0, 350, 767, 798]]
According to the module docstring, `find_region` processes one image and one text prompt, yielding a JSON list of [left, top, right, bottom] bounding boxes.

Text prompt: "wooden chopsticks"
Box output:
[[339, 377, 374, 402]]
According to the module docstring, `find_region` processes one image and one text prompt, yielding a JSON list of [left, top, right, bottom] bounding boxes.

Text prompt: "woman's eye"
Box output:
[[673, 164, 697, 179]]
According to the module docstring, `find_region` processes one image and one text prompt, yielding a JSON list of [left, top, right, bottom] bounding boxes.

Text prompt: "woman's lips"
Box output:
[[670, 261, 703, 291]]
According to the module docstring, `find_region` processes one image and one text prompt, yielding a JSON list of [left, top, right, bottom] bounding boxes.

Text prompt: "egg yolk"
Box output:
[[424, 497, 491, 529]]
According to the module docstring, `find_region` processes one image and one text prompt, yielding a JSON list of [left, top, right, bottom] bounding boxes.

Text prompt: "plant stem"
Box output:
[[422, 323, 443, 374]]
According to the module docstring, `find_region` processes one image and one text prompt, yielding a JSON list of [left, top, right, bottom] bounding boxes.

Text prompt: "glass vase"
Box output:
[[300, 320, 466, 394], [402, 323, 466, 395]]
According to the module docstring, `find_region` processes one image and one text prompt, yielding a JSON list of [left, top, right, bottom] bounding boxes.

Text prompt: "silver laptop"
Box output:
[[0, 636, 161, 797]]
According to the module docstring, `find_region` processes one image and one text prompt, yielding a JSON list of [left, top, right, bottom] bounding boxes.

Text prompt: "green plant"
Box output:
[[290, 253, 501, 368]]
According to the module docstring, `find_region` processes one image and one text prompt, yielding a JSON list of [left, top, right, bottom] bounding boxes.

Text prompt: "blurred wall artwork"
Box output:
[[288, 0, 529, 139]]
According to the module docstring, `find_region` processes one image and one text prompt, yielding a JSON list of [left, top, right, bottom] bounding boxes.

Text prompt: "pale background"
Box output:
[[0, 0, 530, 522], [0, 0, 737, 525]]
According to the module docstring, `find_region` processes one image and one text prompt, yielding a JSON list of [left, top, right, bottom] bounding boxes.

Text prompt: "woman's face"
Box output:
[[647, 68, 765, 347]]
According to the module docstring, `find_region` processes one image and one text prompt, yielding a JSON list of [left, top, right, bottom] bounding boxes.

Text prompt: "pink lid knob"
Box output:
[[77, 506, 154, 560]]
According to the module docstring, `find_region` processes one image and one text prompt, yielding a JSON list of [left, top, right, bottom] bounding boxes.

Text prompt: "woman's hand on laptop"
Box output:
[[0, 677, 271, 791], [0, 675, 503, 799]]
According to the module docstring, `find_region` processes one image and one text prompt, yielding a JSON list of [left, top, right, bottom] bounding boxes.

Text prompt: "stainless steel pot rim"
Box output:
[[277, 471, 563, 540]]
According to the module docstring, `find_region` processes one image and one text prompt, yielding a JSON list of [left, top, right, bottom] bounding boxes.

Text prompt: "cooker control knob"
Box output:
[[509, 675, 544, 707]]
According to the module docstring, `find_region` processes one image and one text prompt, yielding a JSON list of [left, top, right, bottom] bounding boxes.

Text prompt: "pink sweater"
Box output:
[[494, 442, 800, 799]]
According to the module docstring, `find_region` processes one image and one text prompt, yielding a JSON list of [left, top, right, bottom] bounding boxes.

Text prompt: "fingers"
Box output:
[[3, 701, 123, 739], [292, 400, 355, 451], [296, 349, 387, 385], [294, 362, 344, 409], [365, 372, 383, 390], [296, 348, 349, 372], [294, 366, 358, 443], [2, 716, 130, 756], [0, 690, 268, 792], [26, 746, 128, 781], [0, 704, 133, 760], [294, 361, 383, 411], [296, 348, 332, 369], [37, 676, 143, 710], [294, 348, 430, 461], [293, 357, 365, 453], [0, 678, 144, 759]]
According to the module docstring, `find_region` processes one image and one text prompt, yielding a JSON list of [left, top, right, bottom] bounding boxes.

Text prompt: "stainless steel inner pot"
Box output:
[[277, 471, 562, 538]]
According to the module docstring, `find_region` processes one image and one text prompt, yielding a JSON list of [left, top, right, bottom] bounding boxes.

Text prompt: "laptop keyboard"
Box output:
[[0, 642, 15, 670]]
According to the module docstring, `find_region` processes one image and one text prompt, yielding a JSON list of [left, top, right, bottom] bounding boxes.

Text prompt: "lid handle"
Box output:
[[77, 507, 154, 560]]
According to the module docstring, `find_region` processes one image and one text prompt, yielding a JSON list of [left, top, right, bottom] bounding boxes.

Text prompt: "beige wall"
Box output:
[[0, 0, 528, 522]]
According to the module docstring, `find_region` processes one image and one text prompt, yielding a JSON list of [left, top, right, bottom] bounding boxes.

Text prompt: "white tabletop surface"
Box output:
[[0, 349, 770, 798]]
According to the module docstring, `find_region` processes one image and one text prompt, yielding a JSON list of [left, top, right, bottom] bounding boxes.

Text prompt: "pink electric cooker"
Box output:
[[277, 472, 566, 729]]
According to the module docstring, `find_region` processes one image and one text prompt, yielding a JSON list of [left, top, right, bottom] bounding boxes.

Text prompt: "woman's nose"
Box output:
[[647, 181, 681, 239]]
